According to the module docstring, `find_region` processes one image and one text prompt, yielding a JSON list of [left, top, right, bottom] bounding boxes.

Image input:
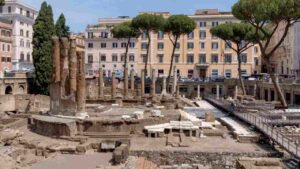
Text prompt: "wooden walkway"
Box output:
[[205, 97, 300, 159]]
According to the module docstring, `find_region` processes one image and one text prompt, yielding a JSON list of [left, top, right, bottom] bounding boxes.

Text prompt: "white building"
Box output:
[[0, 0, 38, 71], [85, 16, 138, 77]]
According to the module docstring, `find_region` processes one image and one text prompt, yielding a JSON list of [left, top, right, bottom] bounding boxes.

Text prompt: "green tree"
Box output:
[[32, 2, 55, 95], [0, 0, 5, 6], [210, 23, 260, 95], [55, 13, 70, 38], [132, 13, 165, 76], [111, 21, 140, 70], [232, 0, 300, 107], [164, 15, 196, 90]]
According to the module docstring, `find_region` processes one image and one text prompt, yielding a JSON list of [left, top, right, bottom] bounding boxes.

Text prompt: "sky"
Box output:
[[23, 0, 237, 33]]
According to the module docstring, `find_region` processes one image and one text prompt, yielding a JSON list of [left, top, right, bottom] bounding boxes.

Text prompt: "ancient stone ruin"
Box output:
[[50, 36, 87, 118]]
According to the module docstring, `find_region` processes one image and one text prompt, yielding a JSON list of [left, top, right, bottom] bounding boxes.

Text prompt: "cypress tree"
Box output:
[[32, 2, 55, 95], [55, 13, 70, 38]]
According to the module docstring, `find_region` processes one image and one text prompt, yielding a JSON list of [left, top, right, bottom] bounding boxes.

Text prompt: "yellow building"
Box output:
[[85, 9, 261, 79], [136, 9, 261, 79]]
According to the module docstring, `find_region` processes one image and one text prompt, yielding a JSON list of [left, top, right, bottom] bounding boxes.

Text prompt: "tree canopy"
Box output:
[[32, 1, 55, 95], [111, 21, 140, 39], [55, 13, 70, 38], [131, 13, 165, 33], [164, 15, 196, 38], [0, 0, 4, 6]]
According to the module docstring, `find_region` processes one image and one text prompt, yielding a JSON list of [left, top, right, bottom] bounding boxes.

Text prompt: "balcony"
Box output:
[[196, 62, 209, 68], [0, 36, 13, 43]]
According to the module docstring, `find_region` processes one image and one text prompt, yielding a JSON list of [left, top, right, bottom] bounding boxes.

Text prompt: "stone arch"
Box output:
[[5, 86, 13, 95], [19, 85, 25, 94]]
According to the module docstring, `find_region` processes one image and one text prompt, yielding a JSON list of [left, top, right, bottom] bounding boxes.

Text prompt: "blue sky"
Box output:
[[23, 0, 237, 32]]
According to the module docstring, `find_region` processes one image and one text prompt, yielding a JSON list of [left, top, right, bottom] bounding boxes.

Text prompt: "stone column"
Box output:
[[172, 67, 177, 94], [60, 38, 70, 97], [130, 70, 135, 90], [216, 84, 220, 100], [69, 37, 77, 99], [253, 84, 257, 98], [50, 36, 61, 114], [176, 85, 180, 99], [161, 76, 167, 95], [111, 72, 116, 99], [98, 68, 104, 98], [124, 68, 129, 99], [151, 69, 156, 97], [197, 85, 200, 98], [234, 85, 238, 100], [76, 51, 86, 114], [141, 69, 145, 97]]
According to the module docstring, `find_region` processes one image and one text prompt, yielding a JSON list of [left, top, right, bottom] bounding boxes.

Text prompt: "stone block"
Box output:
[[205, 112, 215, 122]]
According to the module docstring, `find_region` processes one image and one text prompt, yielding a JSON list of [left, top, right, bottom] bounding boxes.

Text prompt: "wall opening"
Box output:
[[5, 86, 13, 95]]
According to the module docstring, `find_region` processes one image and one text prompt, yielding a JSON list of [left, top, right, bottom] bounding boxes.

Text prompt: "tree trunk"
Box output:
[[265, 59, 288, 108], [167, 36, 178, 92], [124, 38, 130, 70], [144, 32, 151, 76], [237, 52, 246, 95]]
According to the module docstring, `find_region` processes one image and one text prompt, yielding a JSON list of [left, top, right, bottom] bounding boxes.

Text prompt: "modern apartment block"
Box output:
[[0, 0, 38, 71], [85, 16, 138, 77], [86, 9, 261, 78], [0, 18, 13, 73], [268, 22, 300, 78]]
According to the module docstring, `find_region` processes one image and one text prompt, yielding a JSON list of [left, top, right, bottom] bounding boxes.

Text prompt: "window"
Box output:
[[141, 43, 148, 49], [129, 55, 135, 62], [187, 54, 194, 64], [211, 54, 218, 64], [8, 6, 11, 13], [129, 42, 135, 48], [26, 31, 29, 38], [120, 54, 125, 62], [255, 58, 259, 66], [20, 40, 24, 47], [112, 42, 118, 48], [141, 32, 147, 39], [199, 31, 206, 39], [187, 42, 194, 49], [212, 21, 219, 27], [20, 53, 24, 62], [7, 57, 11, 62], [212, 42, 218, 50], [0, 6, 3, 13], [200, 42, 205, 49], [142, 54, 147, 63], [26, 41, 30, 48], [199, 21, 206, 27], [241, 69, 247, 76], [254, 46, 258, 54], [26, 11, 30, 17], [101, 43, 106, 48], [158, 54, 164, 63], [2, 44, 4, 51], [20, 29, 24, 36], [175, 54, 180, 63], [211, 69, 218, 78], [175, 43, 180, 49], [1, 57, 5, 62], [188, 70, 194, 78], [199, 54, 206, 64], [188, 32, 194, 39], [88, 43, 93, 48], [88, 54, 93, 63], [224, 42, 231, 49], [101, 32, 108, 38], [121, 42, 127, 48], [225, 69, 231, 78], [100, 54, 106, 61], [157, 31, 164, 39], [27, 53, 30, 61], [157, 42, 164, 50], [87, 32, 93, 38], [240, 53, 247, 63], [158, 69, 164, 76], [20, 8, 23, 15], [224, 54, 232, 64], [7, 45, 10, 51], [112, 54, 118, 62]]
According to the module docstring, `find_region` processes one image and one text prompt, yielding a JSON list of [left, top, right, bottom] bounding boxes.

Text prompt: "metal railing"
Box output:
[[205, 97, 300, 159]]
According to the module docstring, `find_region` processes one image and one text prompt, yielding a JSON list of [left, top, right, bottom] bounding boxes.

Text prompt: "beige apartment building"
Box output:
[[0, 18, 13, 74], [268, 22, 300, 77], [86, 9, 261, 78]]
